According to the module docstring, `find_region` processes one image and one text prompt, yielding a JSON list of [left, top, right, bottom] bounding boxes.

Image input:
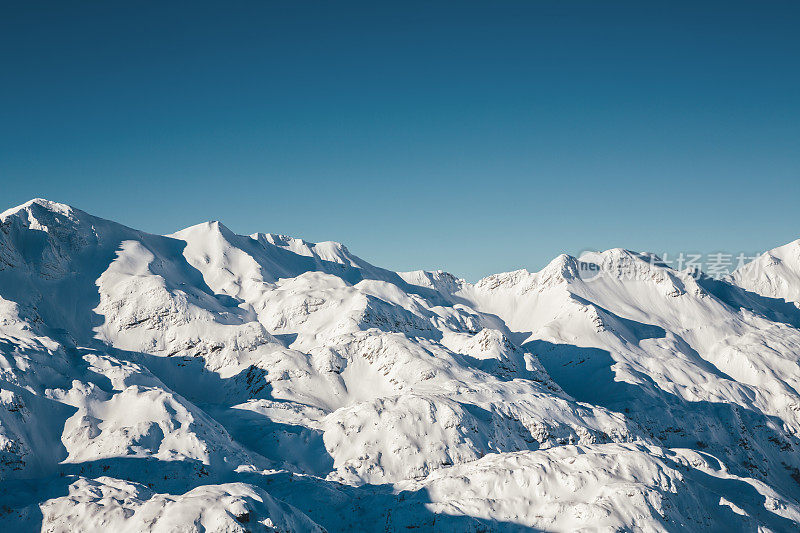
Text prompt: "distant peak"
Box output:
[[474, 249, 677, 293], [0, 198, 77, 221], [254, 232, 313, 248], [577, 248, 668, 268], [0, 198, 93, 233], [172, 220, 236, 239], [397, 269, 466, 292], [475, 268, 535, 291]]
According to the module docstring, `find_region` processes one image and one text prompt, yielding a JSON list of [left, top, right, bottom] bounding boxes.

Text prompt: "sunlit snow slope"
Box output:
[[1, 199, 799, 532]]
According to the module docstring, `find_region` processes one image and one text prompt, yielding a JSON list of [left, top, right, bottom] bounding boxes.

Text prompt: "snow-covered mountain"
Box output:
[[1, 198, 799, 532]]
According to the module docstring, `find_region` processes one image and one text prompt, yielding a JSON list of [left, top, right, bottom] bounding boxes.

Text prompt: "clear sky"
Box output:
[[2, 2, 798, 280]]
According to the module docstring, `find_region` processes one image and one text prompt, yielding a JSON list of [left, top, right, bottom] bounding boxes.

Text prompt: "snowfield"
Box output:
[[1, 198, 799, 531]]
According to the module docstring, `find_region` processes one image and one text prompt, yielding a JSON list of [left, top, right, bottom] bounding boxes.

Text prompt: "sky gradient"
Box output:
[[2, 1, 799, 280]]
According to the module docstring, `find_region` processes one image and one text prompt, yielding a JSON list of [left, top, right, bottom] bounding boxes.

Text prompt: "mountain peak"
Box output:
[[729, 237, 800, 304], [171, 219, 238, 241], [0, 198, 78, 222]]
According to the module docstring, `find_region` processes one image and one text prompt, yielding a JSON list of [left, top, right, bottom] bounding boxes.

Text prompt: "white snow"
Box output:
[[0, 198, 799, 531]]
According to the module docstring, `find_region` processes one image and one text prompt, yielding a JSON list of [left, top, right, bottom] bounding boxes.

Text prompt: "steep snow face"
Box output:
[[730, 239, 800, 305], [1, 199, 800, 532]]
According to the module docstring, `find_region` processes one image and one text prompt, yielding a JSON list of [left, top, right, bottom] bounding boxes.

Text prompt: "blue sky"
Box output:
[[2, 1, 798, 280]]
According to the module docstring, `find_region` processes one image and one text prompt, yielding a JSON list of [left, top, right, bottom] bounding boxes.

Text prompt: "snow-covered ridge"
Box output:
[[1, 198, 800, 532]]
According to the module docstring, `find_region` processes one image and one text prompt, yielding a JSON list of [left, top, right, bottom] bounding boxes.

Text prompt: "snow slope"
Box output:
[[0, 198, 799, 531], [729, 239, 800, 307]]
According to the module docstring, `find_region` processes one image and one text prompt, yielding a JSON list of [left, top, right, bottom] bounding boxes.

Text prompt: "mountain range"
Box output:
[[1, 198, 799, 532]]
